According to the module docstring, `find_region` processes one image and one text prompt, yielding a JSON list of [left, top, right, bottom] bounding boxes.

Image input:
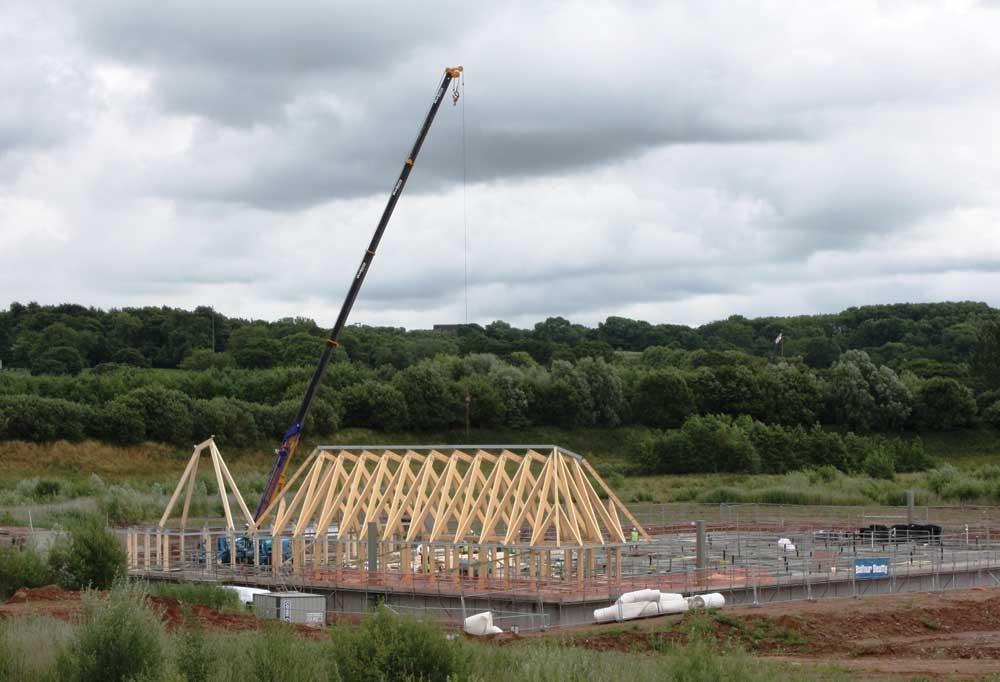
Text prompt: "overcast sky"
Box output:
[[2, 1, 999, 330]]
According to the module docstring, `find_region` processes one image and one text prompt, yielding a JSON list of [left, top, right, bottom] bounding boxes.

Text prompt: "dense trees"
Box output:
[[0, 301, 998, 452]]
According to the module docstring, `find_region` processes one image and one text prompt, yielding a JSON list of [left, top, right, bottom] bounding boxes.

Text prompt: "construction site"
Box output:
[[109, 66, 1000, 637], [123, 437, 1000, 631]]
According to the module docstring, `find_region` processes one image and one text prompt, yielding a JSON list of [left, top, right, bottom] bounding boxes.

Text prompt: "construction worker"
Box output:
[[630, 527, 639, 550]]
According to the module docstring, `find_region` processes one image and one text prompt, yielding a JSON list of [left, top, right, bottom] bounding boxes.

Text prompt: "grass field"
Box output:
[[0, 426, 997, 526]]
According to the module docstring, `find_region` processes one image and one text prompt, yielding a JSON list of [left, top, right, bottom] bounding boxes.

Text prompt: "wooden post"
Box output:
[[272, 536, 281, 577], [144, 531, 150, 571], [227, 529, 236, 571], [202, 526, 210, 571]]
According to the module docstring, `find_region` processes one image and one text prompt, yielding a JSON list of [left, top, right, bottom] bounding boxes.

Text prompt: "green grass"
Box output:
[[0, 593, 849, 682], [143, 581, 241, 612], [0, 426, 996, 524]]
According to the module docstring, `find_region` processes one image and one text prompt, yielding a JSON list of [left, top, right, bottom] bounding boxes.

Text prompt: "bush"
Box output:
[[148, 582, 240, 612], [121, 385, 193, 444], [0, 394, 91, 441], [632, 369, 696, 428], [0, 547, 52, 599], [48, 515, 125, 590], [331, 605, 462, 682], [56, 586, 164, 682], [249, 623, 336, 682], [913, 377, 977, 429], [92, 399, 146, 445], [862, 447, 896, 480], [175, 612, 212, 682], [343, 380, 409, 431], [98, 484, 164, 526], [191, 396, 259, 446]]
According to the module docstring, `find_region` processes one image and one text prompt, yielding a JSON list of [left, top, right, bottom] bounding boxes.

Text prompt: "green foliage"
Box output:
[[174, 613, 212, 682], [121, 385, 193, 444], [0, 395, 91, 441], [48, 515, 125, 590], [179, 349, 235, 371], [0, 615, 74, 681], [393, 361, 462, 430], [984, 400, 1000, 428], [632, 369, 695, 428], [343, 380, 408, 431], [31, 345, 85, 376], [913, 376, 977, 430], [147, 582, 240, 612], [862, 446, 896, 480], [826, 350, 912, 430], [191, 397, 259, 446], [93, 399, 146, 444], [0, 547, 52, 599], [249, 623, 338, 682], [331, 605, 462, 682], [56, 585, 164, 682]]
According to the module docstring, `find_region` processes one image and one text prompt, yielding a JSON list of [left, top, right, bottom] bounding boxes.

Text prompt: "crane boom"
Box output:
[[253, 66, 463, 523]]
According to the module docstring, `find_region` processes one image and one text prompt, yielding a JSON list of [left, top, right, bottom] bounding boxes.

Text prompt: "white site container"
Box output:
[[222, 585, 270, 607]]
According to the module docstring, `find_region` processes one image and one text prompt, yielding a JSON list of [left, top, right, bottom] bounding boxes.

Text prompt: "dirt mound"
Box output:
[[6, 584, 76, 603], [146, 595, 261, 632]]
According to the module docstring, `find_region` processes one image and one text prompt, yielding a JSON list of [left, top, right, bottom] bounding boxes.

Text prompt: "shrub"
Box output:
[[121, 385, 193, 444], [249, 623, 336, 682], [98, 484, 164, 526], [92, 399, 146, 445], [148, 582, 240, 612], [632, 369, 695, 428], [56, 586, 164, 682], [0, 615, 73, 680], [0, 394, 91, 441], [343, 380, 409, 431], [862, 447, 896, 480], [48, 515, 125, 590], [331, 605, 462, 682], [191, 397, 259, 446], [175, 612, 212, 682], [913, 376, 977, 429], [0, 547, 52, 599]]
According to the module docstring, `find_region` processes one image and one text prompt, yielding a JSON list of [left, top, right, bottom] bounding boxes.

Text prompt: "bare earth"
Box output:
[[546, 588, 1000, 679]]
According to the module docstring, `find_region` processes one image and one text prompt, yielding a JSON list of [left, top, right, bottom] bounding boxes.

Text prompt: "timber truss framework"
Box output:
[[253, 445, 649, 548]]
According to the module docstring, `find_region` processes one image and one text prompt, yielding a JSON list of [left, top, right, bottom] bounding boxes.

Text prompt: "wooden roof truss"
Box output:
[[256, 445, 647, 547]]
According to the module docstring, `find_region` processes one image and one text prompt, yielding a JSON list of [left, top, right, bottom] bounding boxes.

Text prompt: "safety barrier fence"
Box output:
[[124, 516, 1000, 629]]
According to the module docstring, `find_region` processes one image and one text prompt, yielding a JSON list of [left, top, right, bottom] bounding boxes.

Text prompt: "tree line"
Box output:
[[2, 300, 997, 380], [2, 344, 998, 444]]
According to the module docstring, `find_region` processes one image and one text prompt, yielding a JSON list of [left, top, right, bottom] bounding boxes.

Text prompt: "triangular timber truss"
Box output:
[[159, 437, 255, 533], [255, 445, 648, 548]]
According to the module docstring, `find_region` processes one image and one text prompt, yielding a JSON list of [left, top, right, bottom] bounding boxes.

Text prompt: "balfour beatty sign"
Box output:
[[854, 558, 890, 580]]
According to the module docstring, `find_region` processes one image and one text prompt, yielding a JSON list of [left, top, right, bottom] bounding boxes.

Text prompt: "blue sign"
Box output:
[[854, 557, 890, 580]]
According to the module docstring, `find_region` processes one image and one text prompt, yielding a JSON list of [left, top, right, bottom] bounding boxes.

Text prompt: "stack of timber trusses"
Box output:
[[258, 444, 648, 548]]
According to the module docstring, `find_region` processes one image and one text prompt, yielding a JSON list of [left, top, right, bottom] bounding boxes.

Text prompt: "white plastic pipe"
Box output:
[[686, 592, 725, 610], [464, 611, 496, 636], [594, 594, 689, 623], [615, 588, 661, 604]]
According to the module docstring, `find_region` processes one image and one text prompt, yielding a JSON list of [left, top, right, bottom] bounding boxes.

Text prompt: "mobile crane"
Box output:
[[250, 65, 464, 534]]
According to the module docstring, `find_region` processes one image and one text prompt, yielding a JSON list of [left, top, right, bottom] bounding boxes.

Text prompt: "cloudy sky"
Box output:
[[2, 1, 999, 329]]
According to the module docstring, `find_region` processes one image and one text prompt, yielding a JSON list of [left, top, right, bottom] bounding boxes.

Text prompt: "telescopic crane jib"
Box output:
[[253, 66, 464, 522]]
